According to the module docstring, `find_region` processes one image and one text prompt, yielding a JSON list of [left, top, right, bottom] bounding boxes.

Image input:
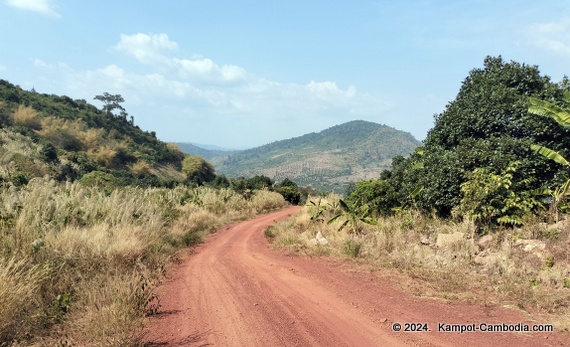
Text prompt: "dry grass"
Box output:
[[269, 195, 570, 331], [11, 105, 41, 130], [0, 257, 46, 342], [0, 177, 288, 346]]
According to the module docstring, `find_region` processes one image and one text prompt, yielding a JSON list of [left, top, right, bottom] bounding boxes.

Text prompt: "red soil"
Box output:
[[145, 206, 569, 346]]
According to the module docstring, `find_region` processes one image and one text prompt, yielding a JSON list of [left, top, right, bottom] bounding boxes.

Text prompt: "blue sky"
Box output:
[[1, 1, 569, 149]]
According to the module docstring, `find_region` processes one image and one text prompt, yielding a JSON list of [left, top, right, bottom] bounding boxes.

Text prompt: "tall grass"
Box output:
[[269, 195, 570, 330], [0, 177, 288, 346]]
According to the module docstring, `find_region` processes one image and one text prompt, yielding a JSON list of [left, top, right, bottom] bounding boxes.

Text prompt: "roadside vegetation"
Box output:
[[0, 179, 287, 346], [4, 54, 570, 344], [0, 83, 290, 346], [267, 56, 570, 331]]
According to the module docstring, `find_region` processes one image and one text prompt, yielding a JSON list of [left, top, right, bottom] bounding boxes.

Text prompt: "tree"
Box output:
[[210, 174, 231, 189], [347, 179, 398, 216], [424, 56, 565, 150], [246, 175, 274, 190], [94, 93, 126, 118], [275, 178, 301, 205], [455, 162, 542, 230], [413, 56, 567, 216], [182, 155, 216, 186]]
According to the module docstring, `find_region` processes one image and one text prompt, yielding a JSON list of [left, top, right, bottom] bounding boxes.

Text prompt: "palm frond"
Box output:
[[338, 220, 350, 232], [529, 97, 570, 127], [531, 144, 570, 167], [338, 199, 350, 211], [327, 214, 343, 224]]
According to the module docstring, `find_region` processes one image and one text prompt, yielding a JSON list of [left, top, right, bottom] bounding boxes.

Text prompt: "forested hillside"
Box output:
[[0, 80, 187, 188], [214, 120, 421, 193]]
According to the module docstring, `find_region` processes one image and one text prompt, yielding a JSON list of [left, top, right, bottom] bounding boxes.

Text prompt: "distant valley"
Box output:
[[178, 120, 421, 193]]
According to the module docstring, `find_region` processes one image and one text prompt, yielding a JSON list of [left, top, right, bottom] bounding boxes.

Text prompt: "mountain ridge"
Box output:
[[181, 120, 421, 193]]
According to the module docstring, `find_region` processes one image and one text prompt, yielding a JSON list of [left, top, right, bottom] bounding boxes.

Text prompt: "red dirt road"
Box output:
[[145, 206, 569, 346]]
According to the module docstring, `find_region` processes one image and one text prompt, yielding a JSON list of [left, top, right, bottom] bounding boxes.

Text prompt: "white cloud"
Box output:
[[114, 33, 177, 65], [32, 58, 51, 68], [526, 17, 570, 56], [174, 57, 247, 84], [26, 33, 411, 148], [115, 33, 248, 85], [6, 0, 60, 17], [306, 81, 357, 101]]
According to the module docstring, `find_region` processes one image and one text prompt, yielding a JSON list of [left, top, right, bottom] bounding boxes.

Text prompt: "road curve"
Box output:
[[145, 206, 568, 347]]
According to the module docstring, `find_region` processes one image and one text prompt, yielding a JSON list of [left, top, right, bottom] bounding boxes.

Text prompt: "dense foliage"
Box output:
[[415, 56, 569, 217], [0, 80, 190, 188], [345, 56, 570, 229]]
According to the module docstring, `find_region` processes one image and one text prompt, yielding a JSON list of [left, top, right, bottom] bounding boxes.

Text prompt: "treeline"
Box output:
[[344, 56, 570, 232]]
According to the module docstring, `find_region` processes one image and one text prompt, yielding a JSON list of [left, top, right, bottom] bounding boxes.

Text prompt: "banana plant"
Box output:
[[528, 96, 570, 221], [530, 144, 570, 221], [327, 199, 377, 234], [528, 96, 570, 126], [306, 198, 327, 223]]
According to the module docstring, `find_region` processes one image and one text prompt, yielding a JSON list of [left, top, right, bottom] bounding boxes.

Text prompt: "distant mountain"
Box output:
[[214, 120, 421, 193], [176, 143, 238, 167]]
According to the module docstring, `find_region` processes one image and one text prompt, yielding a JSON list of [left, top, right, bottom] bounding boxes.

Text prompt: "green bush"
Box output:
[[455, 162, 542, 230], [348, 179, 398, 216], [342, 238, 362, 258]]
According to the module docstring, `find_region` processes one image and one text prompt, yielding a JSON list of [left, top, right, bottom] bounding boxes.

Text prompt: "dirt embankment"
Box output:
[[145, 206, 568, 346]]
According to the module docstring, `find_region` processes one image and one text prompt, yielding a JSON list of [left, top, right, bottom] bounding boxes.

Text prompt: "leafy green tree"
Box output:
[[39, 143, 58, 163], [275, 178, 301, 205], [0, 100, 11, 127], [413, 56, 567, 216], [79, 170, 120, 192], [246, 175, 274, 190], [94, 92, 126, 118], [455, 162, 542, 230], [210, 174, 231, 189], [528, 96, 570, 220], [182, 155, 216, 186]]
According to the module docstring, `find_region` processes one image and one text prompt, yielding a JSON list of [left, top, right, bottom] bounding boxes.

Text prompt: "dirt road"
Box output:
[[145, 206, 568, 346]]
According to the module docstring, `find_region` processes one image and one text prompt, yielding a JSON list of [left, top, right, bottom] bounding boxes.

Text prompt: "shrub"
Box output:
[[88, 146, 117, 168], [39, 142, 59, 163], [455, 162, 543, 230], [348, 179, 398, 216], [129, 160, 153, 178], [11, 104, 42, 130], [342, 238, 362, 258], [79, 170, 120, 192]]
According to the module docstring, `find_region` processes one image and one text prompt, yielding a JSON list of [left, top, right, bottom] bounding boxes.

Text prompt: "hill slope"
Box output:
[[215, 120, 421, 192], [176, 142, 236, 166], [0, 80, 187, 187]]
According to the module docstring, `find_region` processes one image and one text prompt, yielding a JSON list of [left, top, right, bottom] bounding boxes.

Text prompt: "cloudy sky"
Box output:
[[1, 1, 569, 149]]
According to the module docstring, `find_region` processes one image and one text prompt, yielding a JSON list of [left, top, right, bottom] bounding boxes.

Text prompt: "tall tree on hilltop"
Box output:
[[94, 93, 127, 119]]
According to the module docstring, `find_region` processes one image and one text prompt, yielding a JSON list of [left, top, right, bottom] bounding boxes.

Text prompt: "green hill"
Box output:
[[0, 80, 187, 188], [214, 120, 421, 193]]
